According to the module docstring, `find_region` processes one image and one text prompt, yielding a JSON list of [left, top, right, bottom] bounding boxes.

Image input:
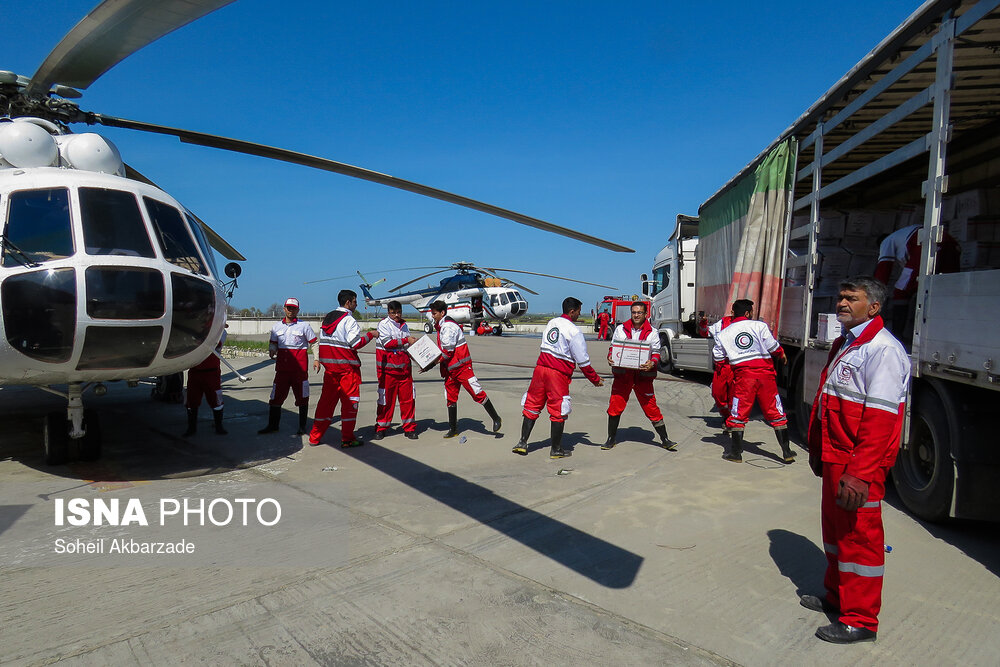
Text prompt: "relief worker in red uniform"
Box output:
[[183, 327, 227, 436], [259, 298, 316, 435], [374, 300, 418, 440], [801, 276, 909, 644], [712, 299, 794, 463], [427, 301, 502, 438], [513, 297, 604, 459], [309, 290, 377, 448], [597, 310, 611, 341], [708, 313, 735, 423], [602, 302, 674, 451]]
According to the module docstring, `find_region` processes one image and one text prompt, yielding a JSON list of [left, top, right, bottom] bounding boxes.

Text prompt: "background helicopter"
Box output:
[[306, 262, 617, 333], [0, 0, 633, 465]]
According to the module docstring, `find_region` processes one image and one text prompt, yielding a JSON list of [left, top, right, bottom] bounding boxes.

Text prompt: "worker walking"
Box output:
[[183, 327, 228, 436], [597, 309, 611, 341], [712, 299, 794, 463], [259, 298, 316, 435], [513, 297, 604, 458], [802, 276, 909, 644], [309, 290, 377, 448], [427, 301, 502, 438], [374, 300, 418, 440], [603, 301, 673, 451], [708, 313, 735, 424]]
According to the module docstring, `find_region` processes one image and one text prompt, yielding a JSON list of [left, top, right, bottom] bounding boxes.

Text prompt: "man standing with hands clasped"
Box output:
[[374, 300, 418, 440], [602, 301, 674, 451], [512, 297, 604, 459], [801, 276, 909, 644]]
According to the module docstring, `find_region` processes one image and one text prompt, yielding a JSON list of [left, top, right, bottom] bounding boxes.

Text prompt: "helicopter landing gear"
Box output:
[[40, 383, 103, 465], [152, 372, 184, 403], [424, 322, 434, 334]]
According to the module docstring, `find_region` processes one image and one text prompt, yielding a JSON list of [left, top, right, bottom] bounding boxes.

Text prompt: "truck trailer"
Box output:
[[646, 0, 1000, 521]]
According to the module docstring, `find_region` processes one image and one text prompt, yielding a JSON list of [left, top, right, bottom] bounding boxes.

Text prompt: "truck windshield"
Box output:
[[651, 265, 670, 296]]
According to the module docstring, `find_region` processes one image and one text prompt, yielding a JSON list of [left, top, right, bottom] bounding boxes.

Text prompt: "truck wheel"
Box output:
[[657, 334, 674, 374], [43, 412, 69, 466], [893, 382, 955, 522], [790, 356, 810, 441]]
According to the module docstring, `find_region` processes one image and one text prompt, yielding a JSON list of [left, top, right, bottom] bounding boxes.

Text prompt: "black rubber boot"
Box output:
[[512, 416, 535, 455], [443, 405, 459, 438], [296, 405, 309, 436], [549, 421, 570, 458], [483, 399, 502, 433], [258, 406, 281, 434], [653, 420, 676, 451], [776, 427, 795, 463], [182, 408, 197, 437], [602, 414, 620, 450], [723, 429, 743, 462], [212, 409, 227, 435]]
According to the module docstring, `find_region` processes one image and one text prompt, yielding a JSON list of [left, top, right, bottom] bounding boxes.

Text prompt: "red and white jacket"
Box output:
[[807, 315, 909, 482], [608, 318, 661, 378], [317, 308, 375, 372], [270, 319, 316, 373], [436, 317, 473, 376], [537, 315, 602, 384], [708, 315, 734, 371], [712, 316, 785, 372], [376, 316, 412, 377]]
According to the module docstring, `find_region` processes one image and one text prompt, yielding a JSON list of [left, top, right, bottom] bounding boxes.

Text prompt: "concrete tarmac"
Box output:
[[1, 335, 998, 666]]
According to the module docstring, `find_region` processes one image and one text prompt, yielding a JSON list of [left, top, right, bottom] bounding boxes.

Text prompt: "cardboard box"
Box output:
[[848, 251, 878, 276], [818, 211, 846, 240], [819, 246, 852, 279], [952, 188, 1000, 219], [610, 340, 651, 369], [958, 240, 1000, 269], [406, 334, 442, 371], [896, 204, 922, 229], [969, 215, 1000, 242], [816, 313, 841, 342], [947, 216, 970, 242], [841, 234, 878, 252]]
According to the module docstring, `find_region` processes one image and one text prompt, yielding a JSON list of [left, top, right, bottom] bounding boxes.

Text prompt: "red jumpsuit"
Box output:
[[268, 318, 316, 407], [522, 315, 602, 422], [712, 316, 787, 431], [186, 333, 225, 411], [707, 316, 734, 419], [437, 317, 487, 406], [597, 312, 610, 341], [607, 319, 662, 422], [375, 316, 416, 434], [808, 315, 909, 633], [309, 308, 376, 445]]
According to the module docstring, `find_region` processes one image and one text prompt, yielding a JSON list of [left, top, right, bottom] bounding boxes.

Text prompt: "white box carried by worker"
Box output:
[[406, 334, 442, 371], [610, 340, 651, 369], [816, 313, 842, 343]]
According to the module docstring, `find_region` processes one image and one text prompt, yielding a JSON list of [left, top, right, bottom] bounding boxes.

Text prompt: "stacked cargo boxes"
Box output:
[[942, 188, 1000, 270]]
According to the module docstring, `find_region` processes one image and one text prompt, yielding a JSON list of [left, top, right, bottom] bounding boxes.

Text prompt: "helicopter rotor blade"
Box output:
[[123, 163, 246, 261], [389, 269, 451, 292], [496, 277, 538, 296], [26, 0, 237, 98], [303, 267, 445, 286], [483, 267, 618, 291], [91, 114, 635, 254]]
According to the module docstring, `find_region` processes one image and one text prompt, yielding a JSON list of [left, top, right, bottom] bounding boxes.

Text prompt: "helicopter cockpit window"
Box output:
[[143, 197, 207, 275], [185, 214, 219, 278], [80, 188, 155, 258], [490, 294, 499, 307], [2, 188, 73, 268], [498, 292, 509, 305]]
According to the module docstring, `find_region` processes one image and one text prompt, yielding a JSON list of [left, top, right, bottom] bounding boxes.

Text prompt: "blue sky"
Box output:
[[5, 0, 920, 314]]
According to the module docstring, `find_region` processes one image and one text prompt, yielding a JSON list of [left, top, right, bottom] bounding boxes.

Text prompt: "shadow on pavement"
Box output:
[[767, 528, 828, 599], [341, 442, 644, 589]]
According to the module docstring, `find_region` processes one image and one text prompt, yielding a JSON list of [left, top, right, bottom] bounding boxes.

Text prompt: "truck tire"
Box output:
[[892, 381, 955, 522], [789, 356, 810, 442], [657, 334, 674, 374]]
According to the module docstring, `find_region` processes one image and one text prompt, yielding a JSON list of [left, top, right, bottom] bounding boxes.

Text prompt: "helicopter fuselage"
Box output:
[[0, 166, 227, 386]]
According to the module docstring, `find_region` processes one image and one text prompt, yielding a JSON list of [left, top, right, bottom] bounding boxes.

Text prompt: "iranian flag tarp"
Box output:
[[695, 138, 797, 332]]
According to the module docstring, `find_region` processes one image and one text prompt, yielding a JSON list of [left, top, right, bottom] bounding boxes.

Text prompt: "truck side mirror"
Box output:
[[640, 274, 649, 296]]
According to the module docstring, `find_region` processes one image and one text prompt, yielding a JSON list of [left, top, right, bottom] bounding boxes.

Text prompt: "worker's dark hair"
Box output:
[[562, 297, 582, 314], [338, 289, 357, 306], [732, 299, 754, 317], [387, 300, 402, 311], [840, 276, 887, 311], [631, 301, 647, 313], [429, 300, 448, 313]]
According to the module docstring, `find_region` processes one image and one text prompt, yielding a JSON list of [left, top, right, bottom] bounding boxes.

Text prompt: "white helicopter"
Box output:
[[307, 262, 618, 334], [0, 0, 633, 465]]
